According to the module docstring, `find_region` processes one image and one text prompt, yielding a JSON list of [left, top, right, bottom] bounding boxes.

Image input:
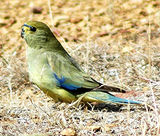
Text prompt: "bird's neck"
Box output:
[[26, 34, 64, 51]]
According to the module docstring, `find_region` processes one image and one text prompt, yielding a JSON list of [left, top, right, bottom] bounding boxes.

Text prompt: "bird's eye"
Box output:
[[23, 24, 37, 32], [30, 26, 36, 32]]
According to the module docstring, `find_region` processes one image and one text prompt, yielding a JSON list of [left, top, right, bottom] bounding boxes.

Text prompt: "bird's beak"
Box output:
[[21, 26, 25, 38]]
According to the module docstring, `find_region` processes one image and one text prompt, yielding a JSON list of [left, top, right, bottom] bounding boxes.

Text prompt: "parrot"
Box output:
[[21, 21, 142, 105]]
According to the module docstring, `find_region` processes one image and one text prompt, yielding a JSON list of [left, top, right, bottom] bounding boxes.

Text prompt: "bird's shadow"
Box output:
[[81, 103, 150, 112]]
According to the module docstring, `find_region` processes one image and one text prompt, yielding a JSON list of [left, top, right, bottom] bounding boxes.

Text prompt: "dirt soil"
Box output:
[[0, 0, 160, 135]]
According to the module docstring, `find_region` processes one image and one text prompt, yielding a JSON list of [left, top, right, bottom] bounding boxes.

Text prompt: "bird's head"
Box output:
[[21, 21, 54, 49]]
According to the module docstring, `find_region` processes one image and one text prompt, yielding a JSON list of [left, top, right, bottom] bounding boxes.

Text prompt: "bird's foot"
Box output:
[[66, 93, 87, 109]]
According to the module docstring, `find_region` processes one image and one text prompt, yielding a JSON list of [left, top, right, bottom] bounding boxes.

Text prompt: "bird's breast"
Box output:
[[26, 47, 57, 89]]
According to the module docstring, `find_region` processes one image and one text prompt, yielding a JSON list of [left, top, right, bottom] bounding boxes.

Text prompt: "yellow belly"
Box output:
[[39, 86, 77, 103]]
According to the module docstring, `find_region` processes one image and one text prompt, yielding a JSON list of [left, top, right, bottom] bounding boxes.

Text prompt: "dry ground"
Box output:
[[0, 0, 160, 135]]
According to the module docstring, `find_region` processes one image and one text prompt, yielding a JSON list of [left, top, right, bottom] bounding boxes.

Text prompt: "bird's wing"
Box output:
[[47, 51, 99, 91]]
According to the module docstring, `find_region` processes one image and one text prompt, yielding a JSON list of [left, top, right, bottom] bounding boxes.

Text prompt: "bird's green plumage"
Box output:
[[22, 21, 142, 105]]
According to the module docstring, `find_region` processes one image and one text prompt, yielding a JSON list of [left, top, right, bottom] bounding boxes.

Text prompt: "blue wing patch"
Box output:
[[53, 73, 80, 90]]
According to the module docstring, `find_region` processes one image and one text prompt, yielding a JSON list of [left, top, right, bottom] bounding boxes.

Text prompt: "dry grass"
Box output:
[[0, 0, 160, 135]]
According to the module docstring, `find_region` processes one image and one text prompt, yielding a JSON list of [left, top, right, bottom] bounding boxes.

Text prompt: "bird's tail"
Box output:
[[77, 91, 142, 105]]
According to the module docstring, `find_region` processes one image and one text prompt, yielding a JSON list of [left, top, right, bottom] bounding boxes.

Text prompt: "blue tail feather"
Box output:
[[106, 94, 141, 104], [88, 91, 142, 104]]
